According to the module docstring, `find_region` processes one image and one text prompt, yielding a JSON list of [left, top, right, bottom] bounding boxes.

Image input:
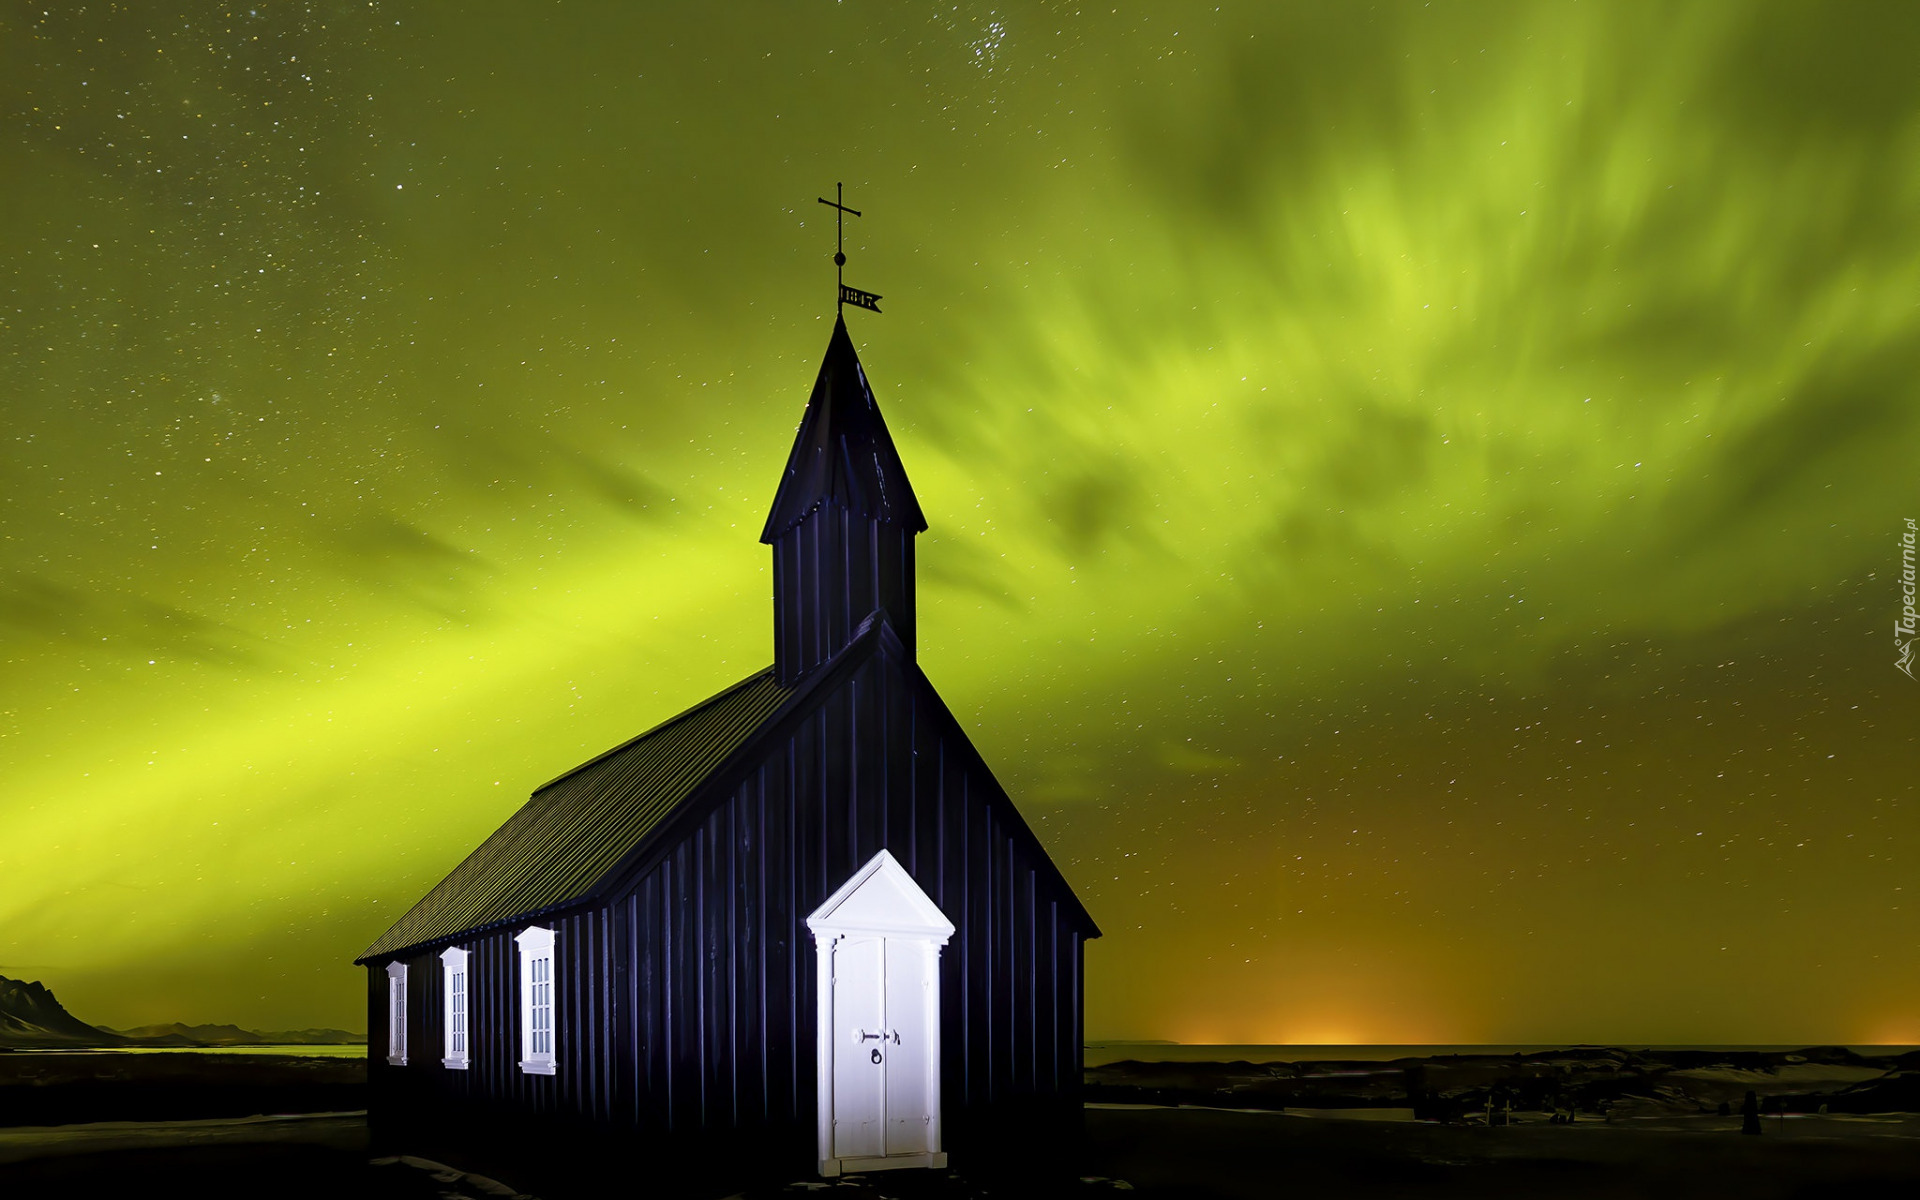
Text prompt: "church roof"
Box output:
[[356, 668, 796, 962], [357, 613, 1099, 964], [761, 315, 926, 541]]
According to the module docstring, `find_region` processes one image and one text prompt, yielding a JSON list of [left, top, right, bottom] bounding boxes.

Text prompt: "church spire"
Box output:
[[763, 315, 925, 683], [762, 315, 925, 540]]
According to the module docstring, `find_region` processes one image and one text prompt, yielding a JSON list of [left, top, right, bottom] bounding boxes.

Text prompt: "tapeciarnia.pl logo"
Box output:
[[1899, 518, 1917, 679]]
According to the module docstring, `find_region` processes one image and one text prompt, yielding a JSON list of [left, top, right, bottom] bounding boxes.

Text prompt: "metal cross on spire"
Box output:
[[818, 182, 882, 315]]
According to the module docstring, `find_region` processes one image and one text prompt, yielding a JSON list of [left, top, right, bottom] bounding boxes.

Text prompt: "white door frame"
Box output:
[[806, 849, 955, 1177]]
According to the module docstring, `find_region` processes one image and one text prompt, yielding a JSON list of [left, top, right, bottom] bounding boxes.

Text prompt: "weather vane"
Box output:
[[818, 182, 882, 315]]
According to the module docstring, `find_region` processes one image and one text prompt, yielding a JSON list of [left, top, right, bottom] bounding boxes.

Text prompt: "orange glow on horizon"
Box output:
[[1861, 1021, 1920, 1048], [1167, 1011, 1463, 1048]]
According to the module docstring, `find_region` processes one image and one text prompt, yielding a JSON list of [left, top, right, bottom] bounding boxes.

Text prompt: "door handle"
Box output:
[[870, 1047, 883, 1064]]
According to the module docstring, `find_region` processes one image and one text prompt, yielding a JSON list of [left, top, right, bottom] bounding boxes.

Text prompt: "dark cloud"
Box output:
[[330, 517, 490, 620], [1311, 400, 1436, 509], [918, 534, 1023, 611], [1039, 459, 1159, 558], [0, 570, 258, 666], [1117, 5, 1419, 238], [1649, 336, 1920, 572], [550, 446, 672, 519], [453, 432, 674, 523], [1704, 2, 1920, 145]]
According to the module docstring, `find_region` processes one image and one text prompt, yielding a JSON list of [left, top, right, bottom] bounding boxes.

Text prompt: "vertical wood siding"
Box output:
[[608, 651, 1087, 1157], [370, 645, 1087, 1167], [773, 508, 915, 683], [369, 910, 621, 1130]]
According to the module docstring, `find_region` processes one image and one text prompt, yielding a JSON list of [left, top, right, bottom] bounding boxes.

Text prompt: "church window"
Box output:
[[385, 961, 408, 1066], [441, 946, 470, 1069], [515, 926, 557, 1075]]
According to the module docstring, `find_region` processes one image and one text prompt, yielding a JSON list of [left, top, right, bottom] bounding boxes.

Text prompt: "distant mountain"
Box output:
[[108, 1022, 262, 1046], [104, 1022, 364, 1046], [0, 974, 362, 1049], [0, 976, 126, 1048]]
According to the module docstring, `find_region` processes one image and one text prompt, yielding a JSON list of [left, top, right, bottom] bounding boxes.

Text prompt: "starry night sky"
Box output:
[[4, 2, 1918, 1045]]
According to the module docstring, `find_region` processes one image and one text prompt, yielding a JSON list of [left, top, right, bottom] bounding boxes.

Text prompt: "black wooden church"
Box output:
[[356, 311, 1099, 1180]]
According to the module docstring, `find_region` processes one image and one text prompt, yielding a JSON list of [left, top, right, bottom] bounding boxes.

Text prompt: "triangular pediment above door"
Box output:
[[806, 849, 955, 940]]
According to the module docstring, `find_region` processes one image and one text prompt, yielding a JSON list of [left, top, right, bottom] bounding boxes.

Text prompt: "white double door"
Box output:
[[808, 848, 952, 1176], [828, 933, 935, 1163]]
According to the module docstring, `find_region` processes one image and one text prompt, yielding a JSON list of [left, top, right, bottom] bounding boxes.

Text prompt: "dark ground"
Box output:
[[0, 1051, 362, 1125], [1084, 1046, 1920, 1119], [4, 1052, 1920, 1198], [0, 1113, 510, 1200], [3, 1107, 1919, 1199], [1083, 1106, 1920, 1200]]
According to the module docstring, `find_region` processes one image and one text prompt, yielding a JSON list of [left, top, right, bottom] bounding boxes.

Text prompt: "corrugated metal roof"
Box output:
[[358, 668, 793, 961]]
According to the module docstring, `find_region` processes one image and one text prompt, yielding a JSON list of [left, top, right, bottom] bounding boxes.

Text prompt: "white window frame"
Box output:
[[385, 960, 408, 1066], [440, 946, 471, 1070], [515, 925, 557, 1076]]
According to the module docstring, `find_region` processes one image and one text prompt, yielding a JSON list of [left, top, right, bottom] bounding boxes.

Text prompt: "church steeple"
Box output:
[[763, 315, 925, 683]]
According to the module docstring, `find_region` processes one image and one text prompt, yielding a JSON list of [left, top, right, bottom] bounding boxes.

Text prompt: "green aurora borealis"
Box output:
[[4, 2, 1918, 1045]]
